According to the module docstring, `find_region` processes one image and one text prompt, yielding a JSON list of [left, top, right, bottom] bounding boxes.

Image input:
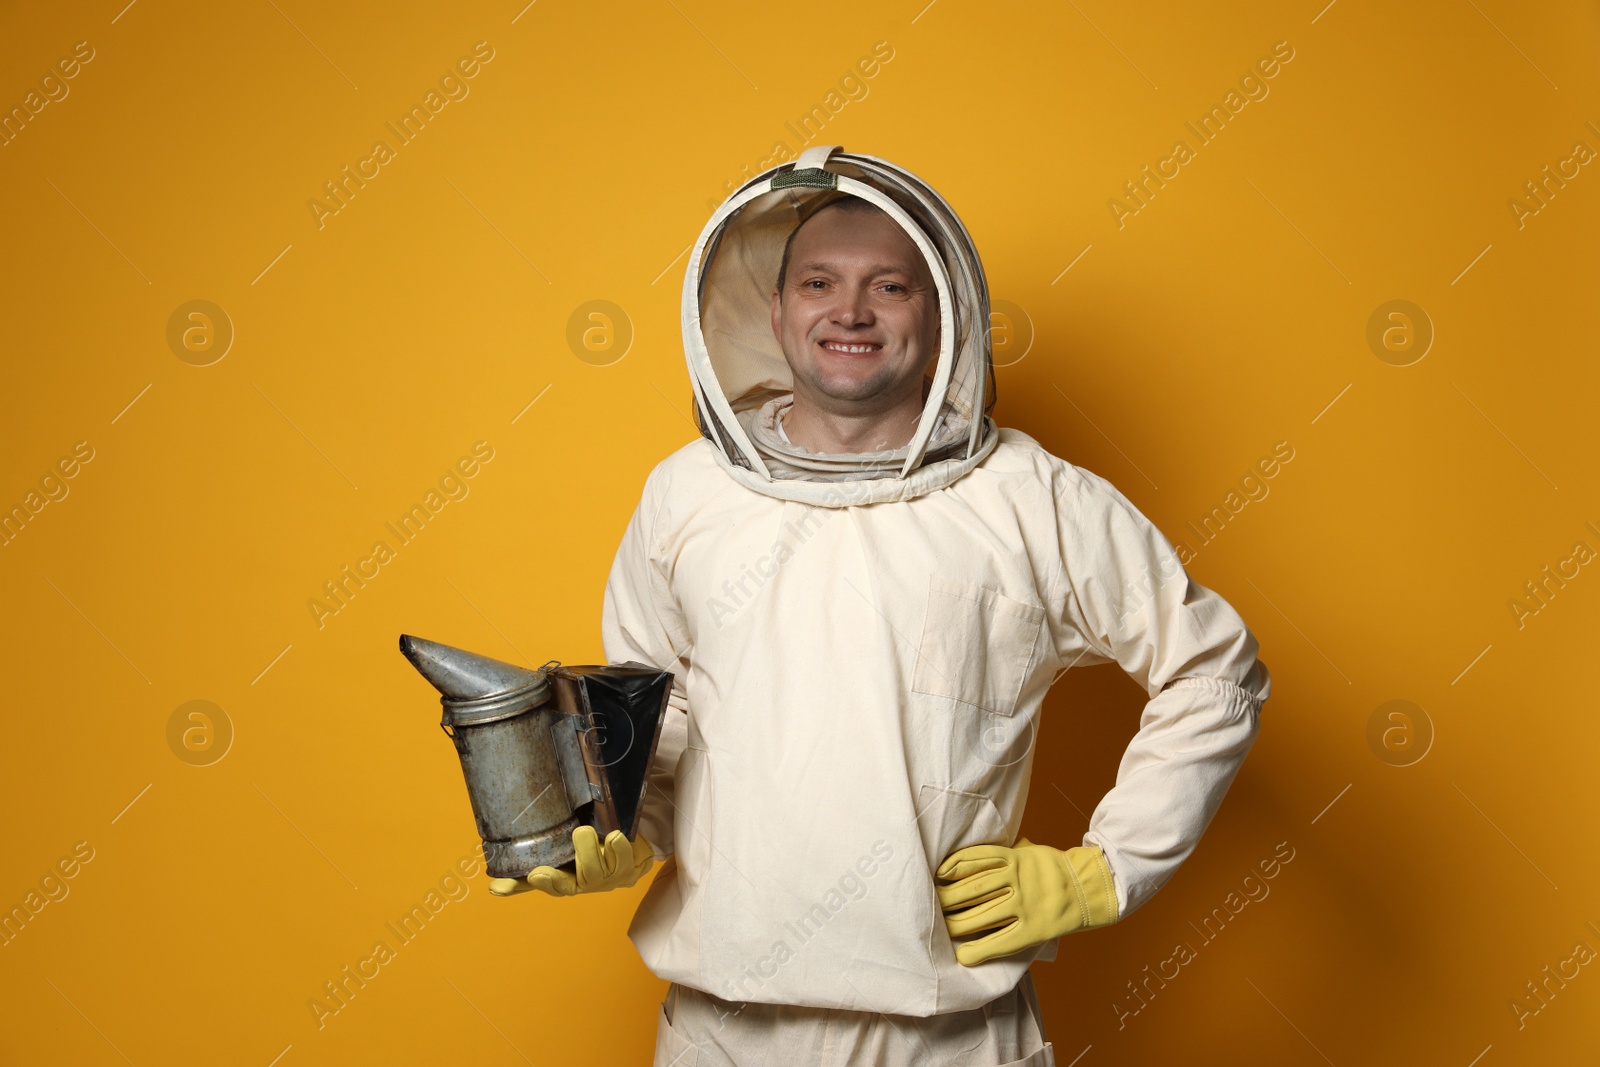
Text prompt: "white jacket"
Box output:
[[602, 146, 1270, 1017]]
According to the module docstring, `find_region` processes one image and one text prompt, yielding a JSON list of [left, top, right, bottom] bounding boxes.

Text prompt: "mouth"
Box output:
[[816, 340, 884, 356]]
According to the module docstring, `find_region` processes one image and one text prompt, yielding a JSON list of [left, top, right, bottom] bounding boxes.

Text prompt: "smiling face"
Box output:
[[770, 200, 941, 421]]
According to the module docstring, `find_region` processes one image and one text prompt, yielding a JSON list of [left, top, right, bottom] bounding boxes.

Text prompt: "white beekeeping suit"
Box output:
[[602, 145, 1270, 1063]]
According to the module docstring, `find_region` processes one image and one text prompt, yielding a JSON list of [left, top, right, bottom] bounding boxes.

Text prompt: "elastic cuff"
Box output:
[[1164, 674, 1266, 714]]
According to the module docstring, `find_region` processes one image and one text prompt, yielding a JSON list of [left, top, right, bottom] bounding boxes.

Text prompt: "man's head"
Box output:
[[770, 196, 942, 420]]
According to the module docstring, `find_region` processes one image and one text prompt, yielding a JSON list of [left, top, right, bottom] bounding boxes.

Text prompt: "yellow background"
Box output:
[[2, 1, 1597, 1063]]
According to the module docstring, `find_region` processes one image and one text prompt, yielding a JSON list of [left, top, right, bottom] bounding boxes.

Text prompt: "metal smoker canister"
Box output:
[[399, 634, 595, 878]]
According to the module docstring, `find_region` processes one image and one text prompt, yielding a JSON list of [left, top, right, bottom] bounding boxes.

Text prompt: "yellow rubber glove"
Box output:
[[936, 836, 1119, 966], [487, 825, 655, 897]]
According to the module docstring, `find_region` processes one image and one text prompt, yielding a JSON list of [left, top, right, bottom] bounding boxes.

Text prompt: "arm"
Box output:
[[1055, 465, 1270, 919], [600, 466, 692, 864], [938, 463, 1268, 961]]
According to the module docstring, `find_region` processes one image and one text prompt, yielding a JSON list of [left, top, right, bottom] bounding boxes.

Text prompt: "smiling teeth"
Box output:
[[823, 342, 878, 353]]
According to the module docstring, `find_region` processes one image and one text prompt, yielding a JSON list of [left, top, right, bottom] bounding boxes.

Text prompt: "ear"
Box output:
[[770, 287, 783, 342]]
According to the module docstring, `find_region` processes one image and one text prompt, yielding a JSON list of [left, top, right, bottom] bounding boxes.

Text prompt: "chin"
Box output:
[[814, 377, 899, 405]]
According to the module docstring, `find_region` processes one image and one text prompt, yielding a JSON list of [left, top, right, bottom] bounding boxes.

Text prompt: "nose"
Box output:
[[829, 282, 875, 329]]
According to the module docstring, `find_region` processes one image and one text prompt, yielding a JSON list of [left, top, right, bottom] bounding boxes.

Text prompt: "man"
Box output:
[[491, 146, 1271, 1066]]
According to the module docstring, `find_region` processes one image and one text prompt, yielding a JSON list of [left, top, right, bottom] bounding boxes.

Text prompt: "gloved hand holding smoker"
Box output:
[[488, 825, 656, 898]]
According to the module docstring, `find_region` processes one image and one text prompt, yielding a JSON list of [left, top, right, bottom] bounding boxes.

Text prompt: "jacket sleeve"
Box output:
[[600, 467, 692, 863], [1051, 464, 1271, 920]]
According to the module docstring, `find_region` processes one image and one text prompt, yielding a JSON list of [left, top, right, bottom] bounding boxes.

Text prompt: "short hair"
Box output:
[[775, 195, 896, 295]]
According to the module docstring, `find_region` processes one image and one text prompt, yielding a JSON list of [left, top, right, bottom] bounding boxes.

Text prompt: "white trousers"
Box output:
[[652, 972, 1056, 1066]]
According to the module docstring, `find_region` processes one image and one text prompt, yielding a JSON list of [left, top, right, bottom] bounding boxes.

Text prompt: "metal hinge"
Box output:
[[549, 714, 603, 806]]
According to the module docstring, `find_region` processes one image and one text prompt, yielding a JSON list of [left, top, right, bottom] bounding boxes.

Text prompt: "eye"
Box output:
[[803, 279, 828, 290], [881, 283, 905, 294]]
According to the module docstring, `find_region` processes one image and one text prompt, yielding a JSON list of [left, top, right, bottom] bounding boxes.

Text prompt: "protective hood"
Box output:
[[682, 145, 998, 507]]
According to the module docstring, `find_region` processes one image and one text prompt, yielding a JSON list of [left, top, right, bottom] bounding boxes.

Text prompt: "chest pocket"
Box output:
[[910, 575, 1047, 717]]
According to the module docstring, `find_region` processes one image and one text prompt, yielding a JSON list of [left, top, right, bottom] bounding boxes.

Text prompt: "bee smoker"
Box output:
[[398, 634, 671, 879]]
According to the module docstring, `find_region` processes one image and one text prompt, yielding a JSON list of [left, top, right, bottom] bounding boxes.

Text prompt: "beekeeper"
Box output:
[[490, 145, 1271, 1067]]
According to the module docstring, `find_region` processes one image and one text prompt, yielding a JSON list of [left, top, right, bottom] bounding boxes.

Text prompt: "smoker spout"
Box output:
[[398, 634, 546, 704]]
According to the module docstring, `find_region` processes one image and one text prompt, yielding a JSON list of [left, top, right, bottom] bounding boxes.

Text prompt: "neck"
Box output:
[[781, 387, 930, 454]]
